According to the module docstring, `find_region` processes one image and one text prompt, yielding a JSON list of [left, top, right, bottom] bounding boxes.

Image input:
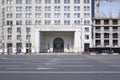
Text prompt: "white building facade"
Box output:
[[0, 0, 94, 54]]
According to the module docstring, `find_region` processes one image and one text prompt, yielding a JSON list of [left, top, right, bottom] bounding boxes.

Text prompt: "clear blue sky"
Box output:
[[99, 1, 120, 17]]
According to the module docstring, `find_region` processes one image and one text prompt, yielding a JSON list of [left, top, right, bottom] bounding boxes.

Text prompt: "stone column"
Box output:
[[74, 31, 80, 52], [35, 30, 40, 53]]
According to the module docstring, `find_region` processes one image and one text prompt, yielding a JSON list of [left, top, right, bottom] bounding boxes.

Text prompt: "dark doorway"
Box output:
[[16, 43, 22, 54], [53, 38, 64, 53], [26, 43, 31, 54], [7, 43, 12, 54], [84, 43, 90, 52]]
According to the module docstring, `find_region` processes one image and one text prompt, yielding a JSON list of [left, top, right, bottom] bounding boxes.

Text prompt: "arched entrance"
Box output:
[[53, 38, 64, 53]]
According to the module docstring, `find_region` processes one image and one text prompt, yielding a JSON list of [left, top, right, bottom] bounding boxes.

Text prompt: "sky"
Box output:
[[99, 1, 120, 18]]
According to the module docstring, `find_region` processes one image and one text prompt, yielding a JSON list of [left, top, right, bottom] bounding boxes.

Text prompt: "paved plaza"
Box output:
[[0, 54, 120, 80]]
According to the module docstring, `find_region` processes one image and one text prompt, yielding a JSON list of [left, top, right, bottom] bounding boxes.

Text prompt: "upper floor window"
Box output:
[[7, 13, 13, 18], [64, 20, 70, 25], [6, 0, 13, 4], [35, 6, 41, 11], [64, 6, 70, 11], [64, 13, 70, 18], [84, 20, 90, 25], [54, 13, 61, 18], [35, 20, 41, 25], [45, 0, 51, 4], [74, 20, 80, 25], [45, 20, 51, 25], [85, 27, 89, 32], [17, 27, 21, 33], [74, 13, 80, 18], [16, 0, 22, 4], [35, 0, 41, 4], [26, 6, 32, 11], [45, 13, 51, 18], [26, 0, 32, 4], [26, 13, 32, 18], [16, 13, 22, 18], [84, 6, 90, 11], [35, 13, 42, 18], [6, 6, 13, 11], [74, 0, 80, 4], [54, 0, 60, 4], [45, 6, 51, 11], [7, 20, 13, 25], [16, 20, 22, 25], [26, 20, 32, 25], [16, 6, 22, 12], [54, 20, 61, 25], [64, 0, 70, 4], [74, 6, 80, 11], [54, 6, 60, 11], [84, 0, 90, 4]]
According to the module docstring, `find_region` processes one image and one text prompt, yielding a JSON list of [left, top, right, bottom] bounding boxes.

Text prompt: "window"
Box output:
[[35, 0, 41, 4], [84, 13, 90, 18], [45, 20, 51, 25], [6, 6, 13, 11], [26, 6, 32, 11], [17, 27, 21, 33], [64, 0, 70, 4], [26, 20, 32, 25], [26, 0, 32, 4], [74, 6, 80, 11], [16, 13, 22, 18], [35, 20, 41, 25], [16, 0, 22, 4], [8, 35, 12, 40], [45, 13, 51, 18], [74, 0, 80, 4], [7, 13, 13, 18], [26, 35, 31, 40], [7, 28, 12, 34], [84, 6, 90, 11], [6, 0, 13, 4], [16, 20, 22, 25], [85, 27, 89, 32], [54, 20, 61, 25], [35, 6, 41, 11], [54, 0, 60, 4], [85, 35, 89, 39], [7, 20, 13, 25], [35, 13, 41, 18], [54, 13, 61, 18], [64, 13, 70, 18], [74, 13, 80, 18], [84, 0, 90, 4], [17, 35, 21, 40], [26, 13, 32, 18], [64, 6, 70, 11], [54, 6, 60, 11], [16, 6, 22, 11], [26, 27, 31, 33], [45, 6, 51, 11], [84, 20, 90, 25], [45, 0, 51, 4], [74, 20, 80, 25], [64, 20, 70, 25]]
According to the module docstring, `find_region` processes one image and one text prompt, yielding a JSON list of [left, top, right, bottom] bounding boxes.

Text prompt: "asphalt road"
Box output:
[[0, 54, 120, 80]]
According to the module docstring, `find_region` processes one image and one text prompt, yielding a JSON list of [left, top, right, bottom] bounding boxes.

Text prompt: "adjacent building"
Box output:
[[92, 18, 120, 53], [0, 0, 94, 54]]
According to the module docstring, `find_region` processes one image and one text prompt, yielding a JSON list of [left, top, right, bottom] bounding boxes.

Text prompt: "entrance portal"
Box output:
[[53, 38, 64, 53]]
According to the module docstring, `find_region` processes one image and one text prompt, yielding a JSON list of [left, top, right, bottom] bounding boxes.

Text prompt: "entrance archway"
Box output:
[[53, 38, 64, 53]]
